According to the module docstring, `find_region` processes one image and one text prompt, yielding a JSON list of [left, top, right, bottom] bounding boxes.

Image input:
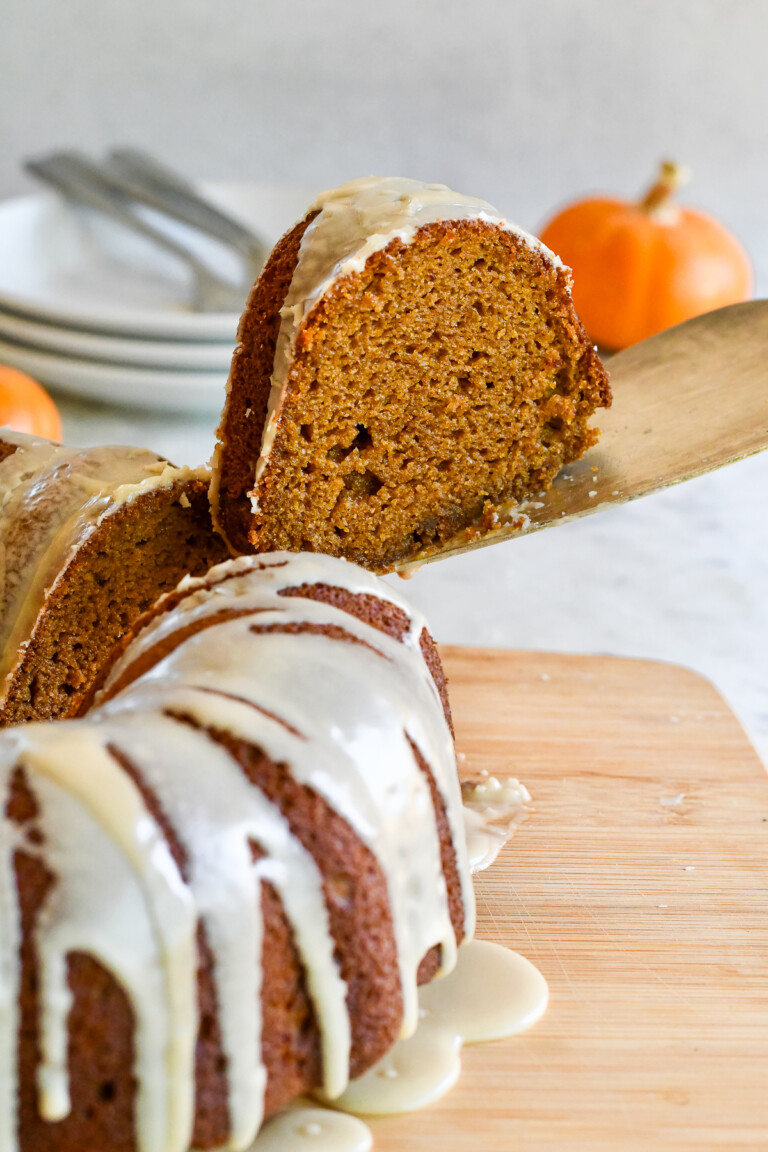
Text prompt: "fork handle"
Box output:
[[25, 153, 212, 278], [107, 148, 268, 265]]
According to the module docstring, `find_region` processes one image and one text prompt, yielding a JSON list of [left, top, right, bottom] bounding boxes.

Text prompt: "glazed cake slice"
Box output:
[[0, 429, 228, 726], [211, 176, 611, 571]]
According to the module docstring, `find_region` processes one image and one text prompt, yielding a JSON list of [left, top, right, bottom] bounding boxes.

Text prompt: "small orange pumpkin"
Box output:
[[539, 161, 753, 350], [0, 365, 62, 440]]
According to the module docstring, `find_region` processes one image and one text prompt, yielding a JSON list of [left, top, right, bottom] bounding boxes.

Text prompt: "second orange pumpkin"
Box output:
[[539, 161, 753, 351], [0, 365, 62, 440]]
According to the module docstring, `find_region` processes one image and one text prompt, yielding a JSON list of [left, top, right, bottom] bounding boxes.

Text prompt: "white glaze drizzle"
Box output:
[[99, 555, 469, 1034], [100, 552, 475, 952], [93, 706, 347, 1149], [462, 776, 532, 873], [252, 176, 562, 499], [0, 551, 472, 1152], [0, 723, 198, 1152], [0, 428, 209, 698]]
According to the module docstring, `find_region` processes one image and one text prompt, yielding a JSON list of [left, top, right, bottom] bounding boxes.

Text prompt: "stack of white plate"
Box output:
[[0, 182, 314, 412]]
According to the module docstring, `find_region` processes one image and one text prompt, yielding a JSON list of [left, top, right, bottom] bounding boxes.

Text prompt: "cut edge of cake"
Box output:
[[211, 176, 611, 572]]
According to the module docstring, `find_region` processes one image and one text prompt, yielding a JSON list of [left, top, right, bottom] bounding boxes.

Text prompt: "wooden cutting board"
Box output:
[[367, 647, 768, 1152]]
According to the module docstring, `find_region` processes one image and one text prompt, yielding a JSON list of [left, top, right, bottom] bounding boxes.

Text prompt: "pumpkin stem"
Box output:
[[639, 160, 689, 215]]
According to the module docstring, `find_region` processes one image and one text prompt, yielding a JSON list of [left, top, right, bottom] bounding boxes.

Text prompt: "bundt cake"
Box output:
[[0, 428, 228, 727], [211, 175, 612, 570], [0, 551, 471, 1151], [0, 174, 578, 1148]]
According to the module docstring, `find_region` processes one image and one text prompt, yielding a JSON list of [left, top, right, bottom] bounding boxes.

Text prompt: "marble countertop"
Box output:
[[59, 393, 768, 768]]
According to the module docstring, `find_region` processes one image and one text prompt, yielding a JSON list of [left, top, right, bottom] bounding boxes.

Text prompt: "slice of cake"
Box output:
[[211, 176, 611, 571], [0, 429, 228, 726]]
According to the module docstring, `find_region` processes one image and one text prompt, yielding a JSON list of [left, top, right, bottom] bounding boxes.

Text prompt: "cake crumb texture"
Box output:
[[0, 481, 228, 727], [217, 217, 610, 571]]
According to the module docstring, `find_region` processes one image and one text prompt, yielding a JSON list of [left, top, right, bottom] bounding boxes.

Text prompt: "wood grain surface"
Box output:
[[367, 647, 768, 1152]]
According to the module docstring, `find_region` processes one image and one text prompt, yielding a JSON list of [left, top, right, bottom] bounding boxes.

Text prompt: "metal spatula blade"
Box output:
[[398, 299, 768, 571]]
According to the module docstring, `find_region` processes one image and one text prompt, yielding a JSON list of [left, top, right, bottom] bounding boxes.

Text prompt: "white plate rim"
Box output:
[[0, 181, 313, 340], [0, 335, 226, 412], [0, 307, 236, 370]]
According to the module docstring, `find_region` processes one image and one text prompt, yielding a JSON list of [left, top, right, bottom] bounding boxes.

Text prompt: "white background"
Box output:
[[2, 0, 766, 289], [2, 0, 767, 760]]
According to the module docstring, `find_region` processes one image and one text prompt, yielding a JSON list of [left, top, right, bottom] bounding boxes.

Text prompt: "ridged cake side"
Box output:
[[0, 552, 470, 1152]]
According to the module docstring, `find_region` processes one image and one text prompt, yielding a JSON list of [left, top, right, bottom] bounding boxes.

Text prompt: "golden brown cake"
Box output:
[[211, 176, 611, 571], [0, 551, 470, 1151], [0, 429, 228, 727]]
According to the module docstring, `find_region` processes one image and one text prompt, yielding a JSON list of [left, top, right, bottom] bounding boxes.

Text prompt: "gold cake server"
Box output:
[[399, 299, 768, 571]]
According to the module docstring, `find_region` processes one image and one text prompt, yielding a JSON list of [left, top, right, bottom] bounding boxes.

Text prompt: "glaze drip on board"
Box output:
[[253, 940, 548, 1149], [329, 939, 548, 1116], [0, 551, 473, 1152], [251, 1108, 373, 1152], [462, 776, 532, 873]]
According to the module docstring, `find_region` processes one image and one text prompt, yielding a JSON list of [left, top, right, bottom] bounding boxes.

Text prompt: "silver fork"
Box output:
[[25, 151, 254, 313], [105, 147, 269, 283]]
